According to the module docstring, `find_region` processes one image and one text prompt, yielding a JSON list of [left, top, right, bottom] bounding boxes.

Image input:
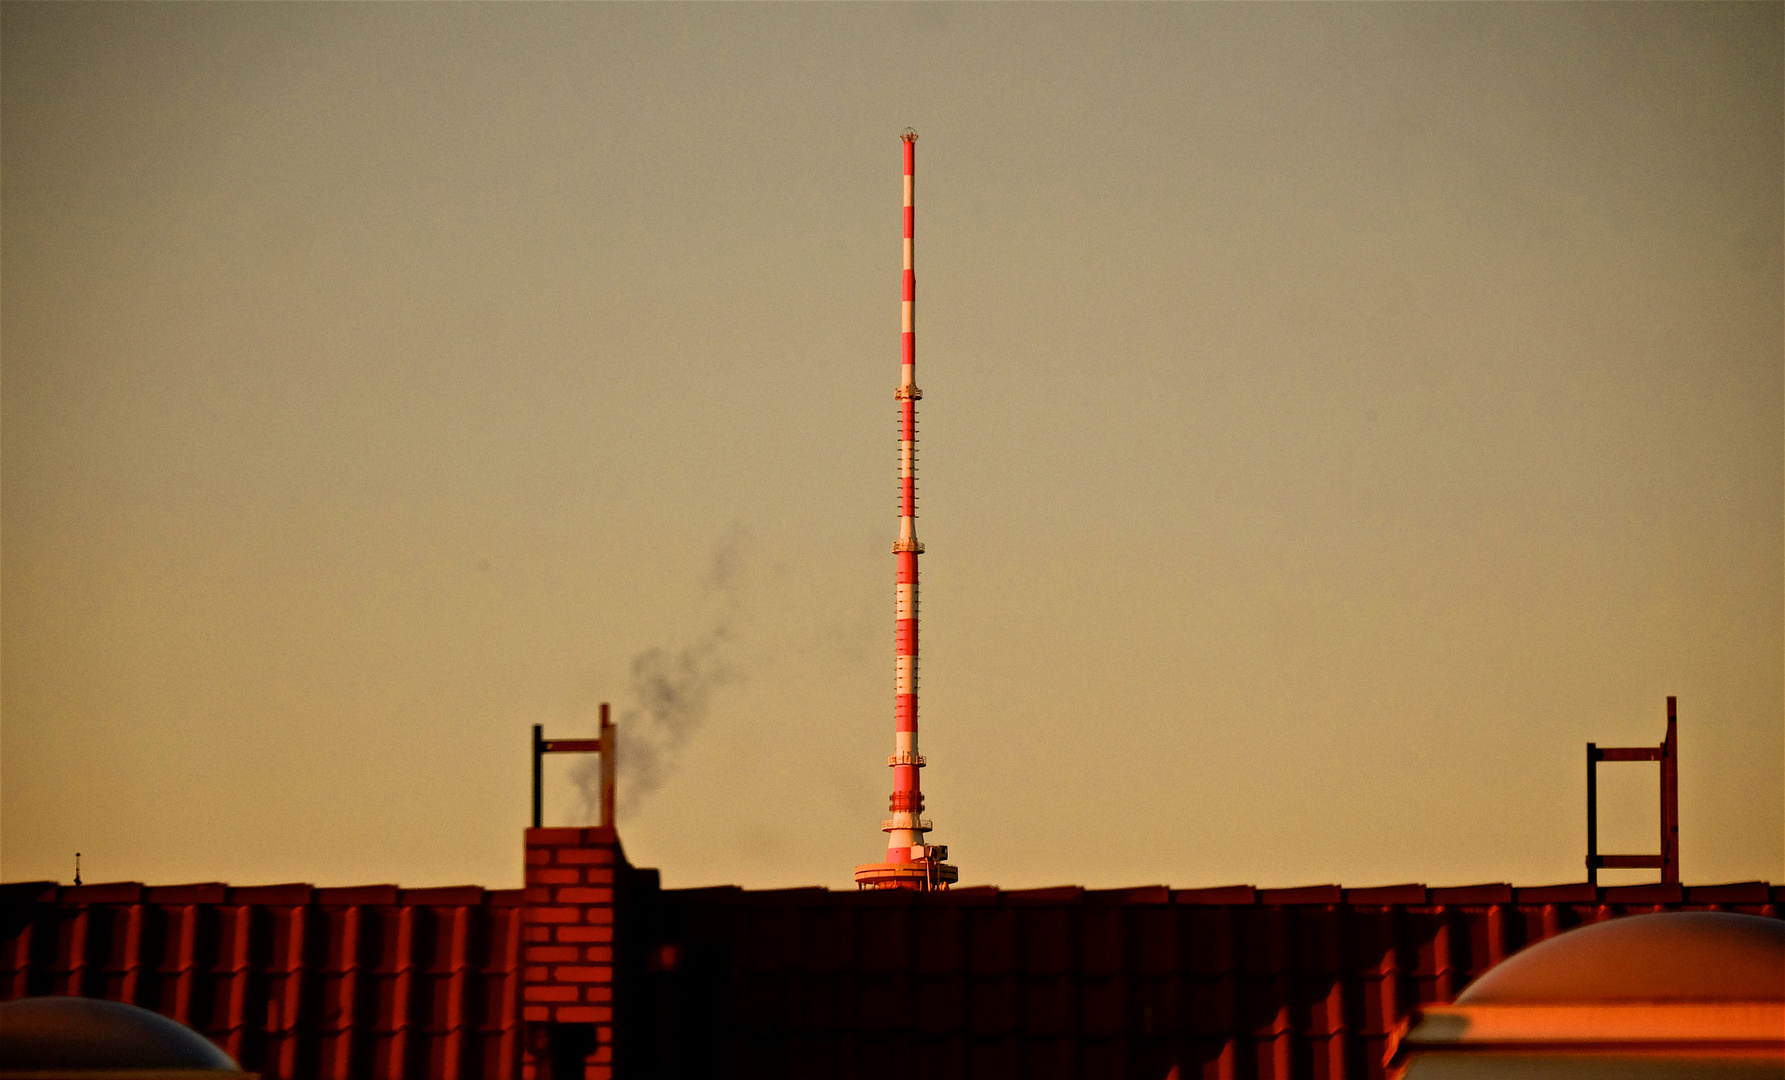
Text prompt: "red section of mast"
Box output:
[[857, 130, 958, 891]]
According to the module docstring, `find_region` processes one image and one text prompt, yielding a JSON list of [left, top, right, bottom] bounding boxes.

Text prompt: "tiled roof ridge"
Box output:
[[0, 880, 521, 906], [6, 878, 1776, 905], [658, 880, 1779, 905]]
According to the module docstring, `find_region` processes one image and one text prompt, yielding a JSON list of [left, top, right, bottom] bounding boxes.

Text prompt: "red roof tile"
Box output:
[[1258, 884, 1343, 905], [1086, 885, 1170, 905], [315, 884, 400, 906], [143, 883, 228, 904], [227, 883, 315, 905], [1175, 885, 1256, 905], [61, 882, 143, 904], [1605, 882, 1684, 904], [1430, 883, 1513, 905], [399, 885, 486, 904], [1513, 882, 1598, 903], [1346, 884, 1428, 905], [1685, 881, 1772, 904]]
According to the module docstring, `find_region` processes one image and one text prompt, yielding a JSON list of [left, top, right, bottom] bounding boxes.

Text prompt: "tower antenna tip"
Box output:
[[901, 127, 918, 141]]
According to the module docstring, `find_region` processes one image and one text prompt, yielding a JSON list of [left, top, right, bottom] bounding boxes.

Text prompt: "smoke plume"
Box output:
[[570, 526, 755, 822]]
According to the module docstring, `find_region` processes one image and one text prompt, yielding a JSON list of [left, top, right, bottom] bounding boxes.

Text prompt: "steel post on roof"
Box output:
[[1661, 696, 1679, 883], [1586, 741, 1599, 888], [599, 703, 615, 830], [532, 724, 544, 830]]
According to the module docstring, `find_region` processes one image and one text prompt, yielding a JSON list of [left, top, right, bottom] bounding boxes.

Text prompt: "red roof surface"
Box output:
[[3, 868, 1778, 1080], [1, 881, 525, 1079]]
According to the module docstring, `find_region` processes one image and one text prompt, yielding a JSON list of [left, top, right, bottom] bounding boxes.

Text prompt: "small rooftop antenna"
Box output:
[[73, 852, 82, 887]]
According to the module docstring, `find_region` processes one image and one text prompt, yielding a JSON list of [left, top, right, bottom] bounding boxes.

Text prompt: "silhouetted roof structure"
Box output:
[[4, 859, 1780, 1080]]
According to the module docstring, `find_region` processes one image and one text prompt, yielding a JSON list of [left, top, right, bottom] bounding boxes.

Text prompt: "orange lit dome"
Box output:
[[1457, 911, 1785, 1004], [0, 996, 252, 1078], [1393, 912, 1785, 1080]]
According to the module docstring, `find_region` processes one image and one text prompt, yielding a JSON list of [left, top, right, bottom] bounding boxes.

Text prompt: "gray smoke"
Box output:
[[570, 526, 754, 823]]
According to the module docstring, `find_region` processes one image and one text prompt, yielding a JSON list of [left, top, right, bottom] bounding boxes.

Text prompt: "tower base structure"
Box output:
[[853, 855, 958, 891]]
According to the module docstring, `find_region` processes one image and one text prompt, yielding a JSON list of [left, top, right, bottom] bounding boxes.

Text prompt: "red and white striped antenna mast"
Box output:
[[856, 129, 959, 891]]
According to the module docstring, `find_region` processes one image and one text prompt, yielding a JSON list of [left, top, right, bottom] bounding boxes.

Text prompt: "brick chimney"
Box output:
[[521, 827, 621, 1080]]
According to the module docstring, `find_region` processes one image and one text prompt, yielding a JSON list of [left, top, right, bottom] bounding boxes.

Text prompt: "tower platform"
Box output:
[[853, 857, 959, 891]]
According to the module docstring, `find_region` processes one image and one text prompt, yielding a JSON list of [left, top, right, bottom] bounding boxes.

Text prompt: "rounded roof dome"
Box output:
[[0, 996, 248, 1075], [1457, 911, 1785, 1004]]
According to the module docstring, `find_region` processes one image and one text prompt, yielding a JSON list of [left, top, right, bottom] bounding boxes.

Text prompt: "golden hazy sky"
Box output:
[[3, 3, 1780, 891]]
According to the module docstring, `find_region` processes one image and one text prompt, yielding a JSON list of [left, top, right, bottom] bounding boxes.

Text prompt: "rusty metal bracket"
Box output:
[[1586, 696, 1678, 887], [532, 703, 615, 829]]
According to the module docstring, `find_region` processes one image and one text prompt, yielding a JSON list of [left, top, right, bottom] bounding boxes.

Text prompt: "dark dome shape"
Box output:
[[0, 996, 249, 1076], [1457, 911, 1785, 1004]]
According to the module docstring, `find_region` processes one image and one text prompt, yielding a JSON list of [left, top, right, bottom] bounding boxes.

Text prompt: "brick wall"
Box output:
[[519, 828, 620, 1080]]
